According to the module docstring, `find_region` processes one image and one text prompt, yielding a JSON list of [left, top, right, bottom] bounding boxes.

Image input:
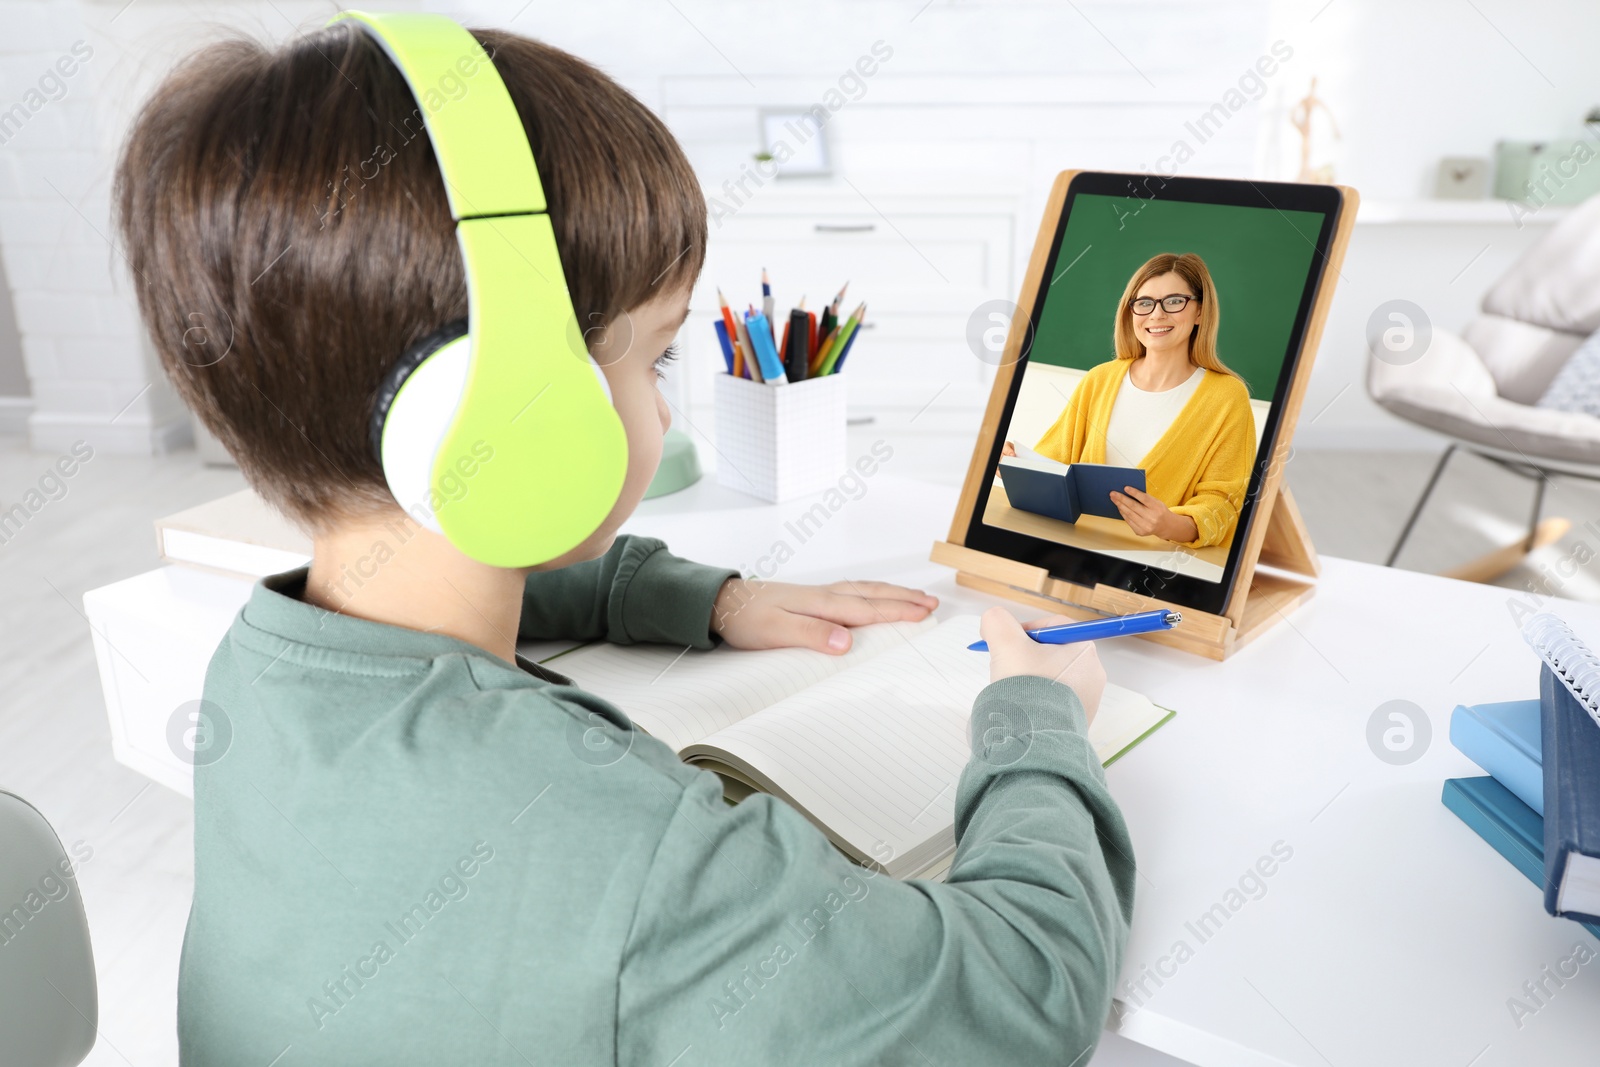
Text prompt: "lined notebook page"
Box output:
[[684, 617, 988, 871], [683, 615, 1167, 874], [548, 616, 939, 751]]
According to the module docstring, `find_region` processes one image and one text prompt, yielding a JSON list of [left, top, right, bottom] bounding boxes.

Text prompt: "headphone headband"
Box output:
[[335, 12, 628, 567], [338, 12, 543, 218]]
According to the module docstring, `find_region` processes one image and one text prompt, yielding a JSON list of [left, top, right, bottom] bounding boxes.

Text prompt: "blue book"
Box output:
[[1524, 614, 1600, 926], [997, 449, 1145, 525], [1440, 776, 1600, 941], [1448, 699, 1544, 815]]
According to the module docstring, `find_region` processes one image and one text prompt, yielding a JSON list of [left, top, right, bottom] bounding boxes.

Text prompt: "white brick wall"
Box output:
[[0, 0, 416, 454], [0, 0, 151, 451], [2, 0, 1597, 455]]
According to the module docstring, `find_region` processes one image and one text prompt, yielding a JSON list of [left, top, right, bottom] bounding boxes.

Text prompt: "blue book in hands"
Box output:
[[998, 444, 1145, 525]]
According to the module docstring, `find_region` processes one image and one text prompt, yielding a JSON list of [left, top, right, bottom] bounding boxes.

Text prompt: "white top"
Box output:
[[1103, 363, 1204, 467], [91, 475, 1600, 1065]]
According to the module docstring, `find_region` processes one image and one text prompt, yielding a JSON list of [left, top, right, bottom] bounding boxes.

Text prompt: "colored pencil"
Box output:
[[817, 304, 836, 359], [827, 302, 867, 374], [809, 325, 840, 377], [717, 288, 745, 378], [734, 311, 760, 381], [777, 293, 802, 373], [818, 301, 865, 376], [761, 268, 775, 347], [817, 281, 846, 347], [713, 319, 735, 374]]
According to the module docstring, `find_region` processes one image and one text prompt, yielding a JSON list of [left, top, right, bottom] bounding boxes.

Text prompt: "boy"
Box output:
[[114, 19, 1134, 1066]]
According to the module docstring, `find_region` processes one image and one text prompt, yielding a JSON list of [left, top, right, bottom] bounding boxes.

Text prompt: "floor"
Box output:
[[3, 429, 1598, 1066]]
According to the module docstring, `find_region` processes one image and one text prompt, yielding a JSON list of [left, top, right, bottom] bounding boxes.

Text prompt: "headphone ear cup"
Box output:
[[373, 331, 613, 537], [373, 324, 471, 533]]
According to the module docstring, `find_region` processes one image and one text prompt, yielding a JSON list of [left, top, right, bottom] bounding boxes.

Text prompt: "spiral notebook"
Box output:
[[547, 614, 1174, 880], [1520, 613, 1600, 924]]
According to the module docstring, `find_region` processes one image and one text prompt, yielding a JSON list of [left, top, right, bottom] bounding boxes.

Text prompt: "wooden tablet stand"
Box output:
[[932, 474, 1318, 661], [932, 170, 1357, 661]]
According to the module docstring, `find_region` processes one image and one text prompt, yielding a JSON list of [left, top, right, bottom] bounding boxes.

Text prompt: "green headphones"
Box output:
[[337, 11, 628, 567]]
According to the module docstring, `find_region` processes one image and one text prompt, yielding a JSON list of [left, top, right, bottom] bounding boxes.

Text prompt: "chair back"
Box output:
[[1473, 192, 1600, 401], [0, 789, 97, 1067]]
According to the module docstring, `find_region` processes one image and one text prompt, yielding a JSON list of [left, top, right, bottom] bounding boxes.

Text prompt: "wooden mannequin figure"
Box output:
[[1290, 76, 1340, 184]]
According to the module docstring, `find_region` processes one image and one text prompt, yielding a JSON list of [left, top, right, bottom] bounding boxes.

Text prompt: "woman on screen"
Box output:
[[1002, 252, 1255, 549]]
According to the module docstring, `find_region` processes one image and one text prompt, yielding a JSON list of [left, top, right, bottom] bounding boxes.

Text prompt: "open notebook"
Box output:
[[546, 614, 1173, 880]]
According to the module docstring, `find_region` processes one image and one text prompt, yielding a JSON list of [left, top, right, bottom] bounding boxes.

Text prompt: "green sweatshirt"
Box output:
[[178, 535, 1134, 1066]]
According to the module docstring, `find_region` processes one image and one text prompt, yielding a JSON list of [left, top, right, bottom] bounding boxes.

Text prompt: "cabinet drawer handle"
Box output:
[[814, 223, 876, 233]]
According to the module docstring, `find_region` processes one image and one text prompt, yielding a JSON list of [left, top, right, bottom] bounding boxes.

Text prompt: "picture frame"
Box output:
[[1435, 156, 1491, 200], [757, 107, 832, 179]]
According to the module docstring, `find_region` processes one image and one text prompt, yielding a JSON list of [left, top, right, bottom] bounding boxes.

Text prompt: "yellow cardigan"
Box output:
[[1032, 358, 1255, 549]]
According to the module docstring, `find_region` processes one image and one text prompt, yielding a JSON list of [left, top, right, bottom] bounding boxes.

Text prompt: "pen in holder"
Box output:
[[713, 372, 846, 502]]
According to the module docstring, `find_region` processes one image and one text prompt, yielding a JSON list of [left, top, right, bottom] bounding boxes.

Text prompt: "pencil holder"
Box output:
[[713, 373, 847, 502]]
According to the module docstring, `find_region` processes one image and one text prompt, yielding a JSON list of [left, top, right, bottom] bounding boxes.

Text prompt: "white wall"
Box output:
[[0, 248, 29, 432], [0, 0, 1594, 453], [1259, 0, 1600, 447], [1264, 0, 1600, 200]]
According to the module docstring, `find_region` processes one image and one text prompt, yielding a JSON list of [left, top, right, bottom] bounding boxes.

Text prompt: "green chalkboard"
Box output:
[[1028, 194, 1324, 401]]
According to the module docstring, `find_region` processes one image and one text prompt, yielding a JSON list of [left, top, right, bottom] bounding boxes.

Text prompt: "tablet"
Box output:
[[956, 171, 1348, 618]]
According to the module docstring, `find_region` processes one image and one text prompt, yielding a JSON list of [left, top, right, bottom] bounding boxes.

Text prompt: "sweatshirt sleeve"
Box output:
[[617, 674, 1135, 1066], [519, 534, 740, 649]]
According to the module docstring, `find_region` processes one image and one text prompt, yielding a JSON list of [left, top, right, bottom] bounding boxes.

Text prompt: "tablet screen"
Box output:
[[960, 173, 1343, 617]]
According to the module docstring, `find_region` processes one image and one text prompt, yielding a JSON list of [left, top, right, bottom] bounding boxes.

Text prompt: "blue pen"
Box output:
[[967, 608, 1180, 651]]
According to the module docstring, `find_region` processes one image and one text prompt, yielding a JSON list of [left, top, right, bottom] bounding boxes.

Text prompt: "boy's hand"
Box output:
[[712, 578, 938, 654], [979, 607, 1105, 724]]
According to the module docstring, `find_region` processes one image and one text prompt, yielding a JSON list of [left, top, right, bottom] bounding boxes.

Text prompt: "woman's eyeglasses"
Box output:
[[1129, 294, 1197, 315]]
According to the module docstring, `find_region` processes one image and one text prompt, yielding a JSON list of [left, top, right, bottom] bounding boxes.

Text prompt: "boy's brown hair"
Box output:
[[115, 23, 705, 531]]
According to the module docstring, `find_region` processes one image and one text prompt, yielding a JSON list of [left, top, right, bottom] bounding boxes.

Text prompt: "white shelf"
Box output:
[[699, 179, 1025, 212], [1358, 198, 1574, 225]]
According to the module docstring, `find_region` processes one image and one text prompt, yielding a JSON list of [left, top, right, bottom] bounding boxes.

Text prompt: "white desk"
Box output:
[[85, 475, 1600, 1066]]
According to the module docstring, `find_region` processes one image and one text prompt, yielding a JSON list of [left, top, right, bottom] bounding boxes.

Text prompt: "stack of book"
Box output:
[[1442, 613, 1600, 940]]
